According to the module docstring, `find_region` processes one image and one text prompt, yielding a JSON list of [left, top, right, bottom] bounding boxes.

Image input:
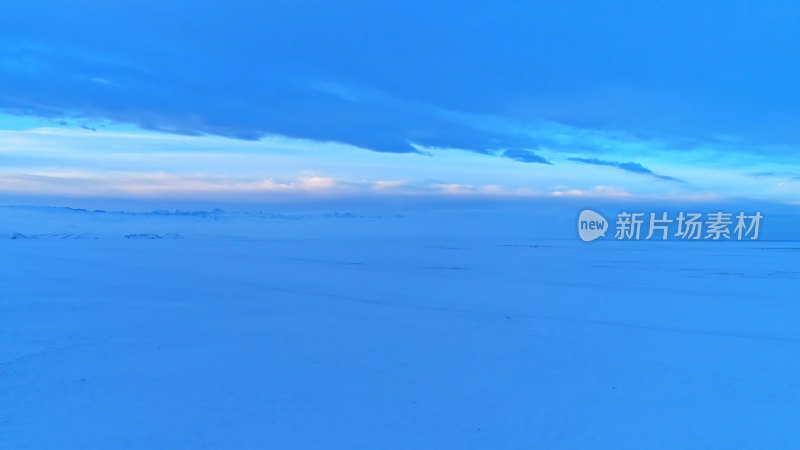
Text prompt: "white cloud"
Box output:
[[0, 122, 793, 202], [551, 185, 632, 198], [372, 180, 406, 190], [0, 170, 343, 198]]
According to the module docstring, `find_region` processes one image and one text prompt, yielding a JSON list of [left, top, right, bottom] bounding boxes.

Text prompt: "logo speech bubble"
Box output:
[[578, 210, 608, 242]]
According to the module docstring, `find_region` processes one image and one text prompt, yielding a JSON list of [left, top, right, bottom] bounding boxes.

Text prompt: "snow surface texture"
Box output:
[[2, 204, 800, 449]]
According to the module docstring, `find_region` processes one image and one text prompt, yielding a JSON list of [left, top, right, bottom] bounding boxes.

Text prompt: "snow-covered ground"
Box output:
[[3, 203, 800, 448]]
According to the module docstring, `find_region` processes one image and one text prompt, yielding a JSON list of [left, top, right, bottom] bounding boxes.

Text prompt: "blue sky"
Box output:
[[1, 1, 800, 202]]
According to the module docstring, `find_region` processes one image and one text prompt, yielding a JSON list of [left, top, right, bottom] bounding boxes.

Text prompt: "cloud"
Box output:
[[568, 157, 685, 183], [7, 125, 800, 202], [429, 183, 539, 197], [749, 171, 800, 180], [0, 39, 550, 158], [0, 169, 535, 199], [551, 185, 632, 198], [372, 180, 406, 190], [0, 170, 344, 197], [501, 149, 551, 164], [2, 0, 800, 164]]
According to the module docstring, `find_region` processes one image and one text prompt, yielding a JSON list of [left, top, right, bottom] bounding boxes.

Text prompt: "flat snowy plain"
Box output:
[[2, 202, 800, 449]]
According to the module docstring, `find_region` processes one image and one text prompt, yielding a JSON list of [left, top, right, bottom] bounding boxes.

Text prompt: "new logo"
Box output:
[[578, 210, 608, 242]]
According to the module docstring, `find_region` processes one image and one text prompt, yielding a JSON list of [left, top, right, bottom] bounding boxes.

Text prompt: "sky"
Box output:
[[1, 1, 800, 202]]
